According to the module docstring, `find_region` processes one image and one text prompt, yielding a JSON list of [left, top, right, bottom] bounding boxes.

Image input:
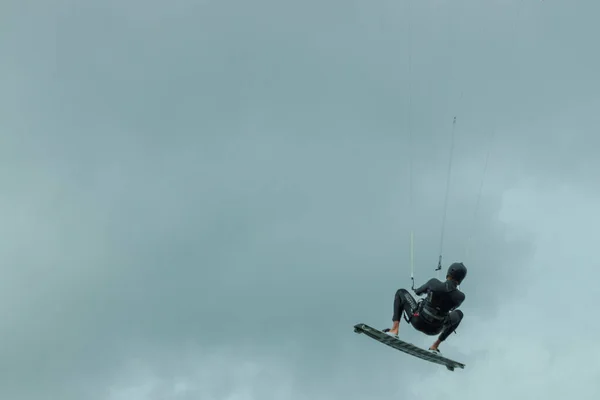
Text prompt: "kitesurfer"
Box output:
[[383, 262, 467, 353]]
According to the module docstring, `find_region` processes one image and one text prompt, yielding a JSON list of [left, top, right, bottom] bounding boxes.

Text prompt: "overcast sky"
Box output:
[[1, 0, 599, 399]]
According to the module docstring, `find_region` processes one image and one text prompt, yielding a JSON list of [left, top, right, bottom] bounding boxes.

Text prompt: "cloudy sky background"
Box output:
[[2, 0, 600, 399]]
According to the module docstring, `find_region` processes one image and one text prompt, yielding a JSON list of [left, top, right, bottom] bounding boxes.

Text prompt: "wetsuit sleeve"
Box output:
[[413, 278, 437, 296], [453, 292, 465, 309]]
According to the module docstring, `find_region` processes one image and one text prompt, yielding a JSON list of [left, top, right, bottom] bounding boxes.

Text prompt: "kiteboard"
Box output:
[[353, 323, 465, 371]]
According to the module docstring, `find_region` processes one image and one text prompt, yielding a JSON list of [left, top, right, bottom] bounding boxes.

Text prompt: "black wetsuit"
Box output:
[[393, 278, 464, 342]]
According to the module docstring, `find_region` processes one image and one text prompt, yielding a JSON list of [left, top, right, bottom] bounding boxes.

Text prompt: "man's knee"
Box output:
[[439, 311, 463, 342], [449, 309, 463, 325], [395, 288, 410, 302]]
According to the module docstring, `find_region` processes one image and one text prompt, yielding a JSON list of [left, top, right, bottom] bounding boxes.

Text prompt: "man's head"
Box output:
[[446, 262, 467, 285]]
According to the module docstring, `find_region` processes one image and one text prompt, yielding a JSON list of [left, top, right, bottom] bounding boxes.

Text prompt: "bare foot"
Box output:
[[385, 321, 400, 336], [429, 339, 441, 351]]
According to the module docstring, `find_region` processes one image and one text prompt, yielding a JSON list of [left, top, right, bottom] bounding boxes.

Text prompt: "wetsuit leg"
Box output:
[[438, 310, 463, 341], [393, 289, 418, 322], [411, 314, 443, 335]]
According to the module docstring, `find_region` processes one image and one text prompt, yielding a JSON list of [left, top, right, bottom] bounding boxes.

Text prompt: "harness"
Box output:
[[405, 285, 456, 325], [417, 301, 448, 324]]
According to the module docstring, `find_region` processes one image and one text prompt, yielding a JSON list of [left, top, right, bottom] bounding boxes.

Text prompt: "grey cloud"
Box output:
[[1, 0, 599, 399]]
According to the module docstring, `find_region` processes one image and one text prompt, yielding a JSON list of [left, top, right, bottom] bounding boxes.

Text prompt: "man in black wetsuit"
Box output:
[[383, 262, 467, 353]]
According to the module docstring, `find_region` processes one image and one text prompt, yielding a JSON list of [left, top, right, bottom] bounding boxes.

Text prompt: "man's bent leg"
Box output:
[[429, 310, 463, 351], [386, 289, 417, 335]]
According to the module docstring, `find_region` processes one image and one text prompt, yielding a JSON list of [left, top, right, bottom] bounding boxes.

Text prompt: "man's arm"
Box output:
[[453, 292, 465, 309], [413, 278, 438, 296]]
